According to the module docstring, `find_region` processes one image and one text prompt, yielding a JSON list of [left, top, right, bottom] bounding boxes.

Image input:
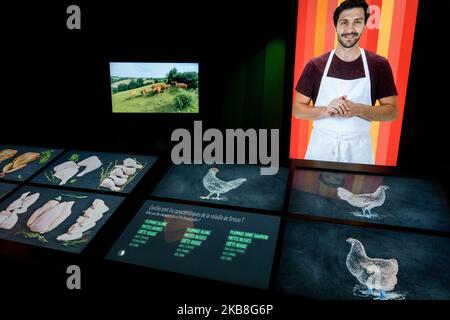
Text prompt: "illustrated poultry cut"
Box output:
[[337, 185, 389, 217], [346, 238, 399, 300], [0, 192, 40, 229], [201, 168, 246, 200], [57, 199, 109, 241], [53, 155, 102, 185], [1, 152, 40, 177], [99, 158, 143, 192], [0, 149, 18, 163], [27, 200, 74, 233]]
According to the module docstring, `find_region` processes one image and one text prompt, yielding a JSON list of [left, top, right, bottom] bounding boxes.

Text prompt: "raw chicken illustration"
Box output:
[[109, 168, 128, 178], [123, 158, 143, 169], [8, 192, 40, 214], [76, 156, 102, 177], [0, 210, 18, 230], [27, 200, 59, 227], [99, 158, 144, 192], [200, 168, 247, 200], [53, 161, 79, 185], [52, 156, 103, 185], [346, 238, 399, 300], [100, 178, 121, 192], [57, 199, 109, 241], [337, 185, 389, 218], [1, 152, 40, 177], [54, 161, 78, 173], [0, 192, 40, 229], [113, 165, 136, 176], [108, 175, 127, 186], [27, 200, 74, 233], [0, 149, 18, 163]]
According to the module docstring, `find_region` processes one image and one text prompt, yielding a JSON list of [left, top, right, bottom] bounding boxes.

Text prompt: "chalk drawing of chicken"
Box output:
[[346, 238, 406, 300], [337, 185, 389, 219], [200, 168, 247, 201]]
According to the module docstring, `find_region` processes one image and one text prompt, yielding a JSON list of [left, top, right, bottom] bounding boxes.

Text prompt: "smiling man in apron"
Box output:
[[293, 0, 398, 165]]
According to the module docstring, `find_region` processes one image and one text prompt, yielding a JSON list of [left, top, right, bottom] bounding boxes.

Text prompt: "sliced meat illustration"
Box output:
[[0, 210, 11, 225], [57, 199, 109, 241], [0, 149, 18, 162], [99, 158, 144, 192], [109, 168, 128, 178], [84, 199, 109, 219], [100, 178, 121, 191], [27, 200, 59, 228], [16, 192, 40, 214], [123, 158, 143, 169], [53, 161, 80, 185], [0, 211, 18, 230], [113, 165, 136, 176], [6, 192, 30, 211], [56, 232, 82, 241], [54, 166, 79, 185], [109, 175, 127, 186], [2, 152, 40, 174], [0, 192, 40, 229], [54, 161, 79, 172], [28, 201, 74, 233]]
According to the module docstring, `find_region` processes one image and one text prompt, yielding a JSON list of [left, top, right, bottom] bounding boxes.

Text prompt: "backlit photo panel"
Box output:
[[290, 0, 419, 166]]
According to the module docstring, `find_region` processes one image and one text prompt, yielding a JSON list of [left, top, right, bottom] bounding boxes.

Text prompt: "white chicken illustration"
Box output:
[[337, 185, 389, 218], [346, 238, 399, 300], [200, 168, 247, 201]]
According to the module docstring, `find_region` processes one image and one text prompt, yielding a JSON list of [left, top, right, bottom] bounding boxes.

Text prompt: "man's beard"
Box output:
[[337, 32, 361, 48]]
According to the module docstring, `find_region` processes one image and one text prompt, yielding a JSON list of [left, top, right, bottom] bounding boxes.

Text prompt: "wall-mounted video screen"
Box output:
[[0, 182, 17, 200], [277, 219, 450, 300], [110, 62, 199, 113], [0, 145, 64, 181], [0, 186, 124, 253], [32, 150, 158, 194], [289, 0, 419, 166], [289, 169, 450, 233], [151, 164, 289, 212], [107, 200, 280, 289]]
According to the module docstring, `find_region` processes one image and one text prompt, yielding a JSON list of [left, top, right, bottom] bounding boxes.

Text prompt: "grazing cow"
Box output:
[[130, 90, 137, 98], [141, 88, 149, 96], [176, 82, 188, 89], [150, 83, 169, 94], [152, 86, 161, 94]]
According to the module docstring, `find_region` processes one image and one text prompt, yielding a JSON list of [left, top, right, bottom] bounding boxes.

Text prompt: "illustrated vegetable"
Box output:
[[39, 150, 54, 165]]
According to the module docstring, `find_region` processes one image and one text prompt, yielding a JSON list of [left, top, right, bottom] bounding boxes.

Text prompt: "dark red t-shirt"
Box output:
[[296, 50, 398, 106]]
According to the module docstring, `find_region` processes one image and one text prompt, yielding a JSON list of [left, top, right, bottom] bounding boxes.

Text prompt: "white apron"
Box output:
[[305, 49, 374, 164]]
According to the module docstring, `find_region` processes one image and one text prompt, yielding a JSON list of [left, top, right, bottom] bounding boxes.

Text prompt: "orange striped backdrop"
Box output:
[[289, 0, 419, 166]]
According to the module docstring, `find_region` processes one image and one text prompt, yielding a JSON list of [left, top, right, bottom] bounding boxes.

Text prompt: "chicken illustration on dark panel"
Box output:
[[99, 158, 144, 192], [201, 168, 247, 201], [337, 185, 389, 218], [0, 152, 40, 178], [346, 238, 406, 300]]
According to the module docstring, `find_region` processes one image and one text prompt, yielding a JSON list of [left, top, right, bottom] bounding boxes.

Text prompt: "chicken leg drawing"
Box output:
[[337, 185, 389, 218], [346, 238, 405, 300], [200, 168, 247, 201]]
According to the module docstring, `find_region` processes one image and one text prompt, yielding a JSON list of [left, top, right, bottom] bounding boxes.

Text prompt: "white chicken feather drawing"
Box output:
[[200, 168, 246, 201], [337, 185, 389, 218], [346, 238, 402, 300]]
